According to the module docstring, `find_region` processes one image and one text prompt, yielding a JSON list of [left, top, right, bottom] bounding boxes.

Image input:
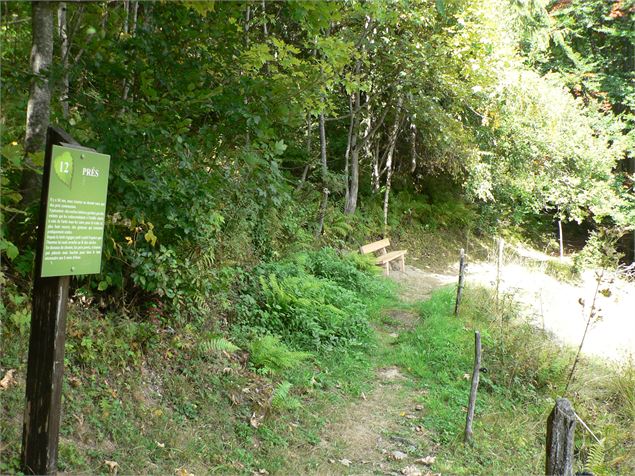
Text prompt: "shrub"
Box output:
[[235, 248, 390, 351], [249, 335, 311, 375]]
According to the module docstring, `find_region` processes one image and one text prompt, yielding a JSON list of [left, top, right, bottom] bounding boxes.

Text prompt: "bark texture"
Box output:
[[545, 398, 576, 476], [22, 2, 54, 205]]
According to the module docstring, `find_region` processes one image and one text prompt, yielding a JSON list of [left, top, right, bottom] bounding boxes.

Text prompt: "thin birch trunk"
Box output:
[[121, 1, 137, 110], [297, 114, 312, 191], [316, 112, 329, 237], [382, 97, 403, 235], [344, 94, 354, 208], [410, 119, 417, 173], [244, 5, 251, 146], [372, 140, 380, 193]]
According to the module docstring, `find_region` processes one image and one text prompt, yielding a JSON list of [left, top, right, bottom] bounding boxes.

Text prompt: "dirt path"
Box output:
[[281, 253, 633, 475], [282, 309, 438, 476], [391, 257, 635, 363]]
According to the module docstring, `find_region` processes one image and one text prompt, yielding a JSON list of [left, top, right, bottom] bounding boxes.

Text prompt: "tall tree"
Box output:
[[21, 2, 54, 205]]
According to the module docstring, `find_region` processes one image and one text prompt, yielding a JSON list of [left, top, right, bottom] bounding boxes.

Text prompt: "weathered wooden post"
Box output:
[[21, 126, 110, 475], [454, 248, 466, 316], [464, 331, 481, 444], [495, 237, 504, 311], [545, 398, 576, 476]]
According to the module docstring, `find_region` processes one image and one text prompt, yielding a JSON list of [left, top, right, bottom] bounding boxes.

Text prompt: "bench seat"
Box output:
[[375, 250, 407, 265], [360, 238, 407, 276]]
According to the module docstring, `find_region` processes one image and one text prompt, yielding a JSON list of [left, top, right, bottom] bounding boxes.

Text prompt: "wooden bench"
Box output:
[[360, 238, 407, 276]]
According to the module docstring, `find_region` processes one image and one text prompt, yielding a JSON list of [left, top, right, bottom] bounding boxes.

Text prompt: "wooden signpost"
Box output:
[[21, 126, 110, 475]]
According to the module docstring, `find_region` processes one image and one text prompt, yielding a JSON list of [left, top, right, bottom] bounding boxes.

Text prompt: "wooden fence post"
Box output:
[[21, 126, 80, 475], [454, 248, 466, 316], [495, 237, 504, 310], [545, 398, 576, 476], [464, 331, 481, 444]]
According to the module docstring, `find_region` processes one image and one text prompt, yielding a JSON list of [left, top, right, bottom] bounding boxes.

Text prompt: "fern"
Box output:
[[585, 439, 608, 476], [271, 381, 301, 410], [199, 337, 240, 354], [249, 335, 311, 374]]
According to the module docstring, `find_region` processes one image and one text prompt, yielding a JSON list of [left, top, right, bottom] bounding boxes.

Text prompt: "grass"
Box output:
[[381, 286, 635, 475], [0, 249, 395, 475], [1, 250, 632, 475]]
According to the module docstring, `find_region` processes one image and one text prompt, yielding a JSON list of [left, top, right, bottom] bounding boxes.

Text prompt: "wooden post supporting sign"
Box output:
[[21, 126, 110, 475]]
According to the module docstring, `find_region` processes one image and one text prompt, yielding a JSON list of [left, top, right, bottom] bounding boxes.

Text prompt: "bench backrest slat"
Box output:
[[360, 238, 391, 255]]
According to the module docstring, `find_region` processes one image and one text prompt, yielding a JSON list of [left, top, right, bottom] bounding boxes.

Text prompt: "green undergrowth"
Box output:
[[384, 286, 634, 475], [0, 248, 396, 474]]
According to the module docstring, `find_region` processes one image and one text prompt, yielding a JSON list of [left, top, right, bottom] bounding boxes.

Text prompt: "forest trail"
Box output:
[[392, 257, 635, 363], [282, 255, 633, 474], [281, 308, 439, 476]]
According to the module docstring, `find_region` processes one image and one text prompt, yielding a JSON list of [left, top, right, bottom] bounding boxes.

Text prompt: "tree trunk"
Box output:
[[344, 89, 361, 214], [382, 97, 403, 235], [57, 3, 69, 119], [297, 114, 312, 191], [372, 139, 380, 193], [344, 94, 354, 207], [410, 119, 417, 173], [21, 2, 54, 206], [121, 1, 138, 111], [315, 111, 329, 237]]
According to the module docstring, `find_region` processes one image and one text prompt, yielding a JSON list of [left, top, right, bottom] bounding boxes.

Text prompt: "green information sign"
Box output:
[[41, 145, 110, 277]]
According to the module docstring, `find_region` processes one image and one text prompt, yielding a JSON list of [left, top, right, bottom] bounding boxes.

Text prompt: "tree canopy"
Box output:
[[1, 0, 633, 316]]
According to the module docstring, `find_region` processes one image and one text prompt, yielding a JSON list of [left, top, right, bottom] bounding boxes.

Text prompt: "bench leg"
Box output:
[[384, 263, 390, 276], [400, 255, 405, 273]]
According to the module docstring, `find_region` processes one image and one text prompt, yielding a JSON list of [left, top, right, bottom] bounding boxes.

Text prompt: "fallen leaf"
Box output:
[[414, 456, 436, 465], [252, 469, 269, 475], [361, 392, 367, 400], [339, 458, 352, 467], [175, 468, 192, 476], [104, 460, 119, 476], [250, 412, 264, 429], [414, 404, 423, 411], [463, 373, 471, 380], [0, 369, 16, 390], [390, 450, 408, 461], [415, 425, 424, 433], [401, 465, 422, 476], [156, 441, 165, 448]]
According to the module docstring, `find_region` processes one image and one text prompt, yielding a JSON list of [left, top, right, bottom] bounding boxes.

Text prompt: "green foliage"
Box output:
[[584, 439, 608, 476], [249, 335, 311, 375], [387, 286, 633, 474], [236, 248, 391, 351], [574, 228, 624, 270], [199, 337, 240, 355], [271, 381, 302, 411]]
